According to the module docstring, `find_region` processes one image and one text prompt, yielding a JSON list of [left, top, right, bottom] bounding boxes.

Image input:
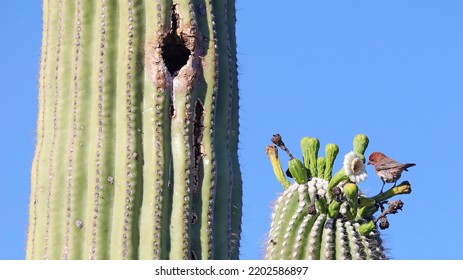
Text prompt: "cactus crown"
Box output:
[[265, 134, 412, 260]]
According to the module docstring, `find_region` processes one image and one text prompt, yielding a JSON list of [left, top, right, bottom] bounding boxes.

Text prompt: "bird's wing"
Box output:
[[374, 161, 404, 171]]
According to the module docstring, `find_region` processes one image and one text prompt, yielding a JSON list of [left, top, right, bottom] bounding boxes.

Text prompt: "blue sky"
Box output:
[[1, 1, 463, 259]]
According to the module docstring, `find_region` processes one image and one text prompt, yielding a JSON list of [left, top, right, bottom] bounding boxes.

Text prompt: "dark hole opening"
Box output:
[[191, 211, 198, 225], [161, 35, 190, 76], [192, 99, 204, 194], [161, 6, 191, 76], [190, 250, 197, 260]]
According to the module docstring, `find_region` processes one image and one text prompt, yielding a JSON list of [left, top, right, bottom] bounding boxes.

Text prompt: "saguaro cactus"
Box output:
[[265, 134, 412, 259], [27, 0, 241, 260]]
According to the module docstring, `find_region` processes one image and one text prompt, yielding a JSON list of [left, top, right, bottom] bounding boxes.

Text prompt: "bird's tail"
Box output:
[[403, 163, 416, 171]]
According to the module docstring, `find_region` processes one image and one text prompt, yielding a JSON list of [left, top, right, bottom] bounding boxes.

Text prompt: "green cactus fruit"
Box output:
[[353, 134, 369, 162], [27, 0, 241, 260], [316, 157, 326, 178], [359, 221, 376, 236], [343, 183, 359, 218], [265, 134, 413, 260], [328, 199, 341, 218], [324, 143, 339, 181], [358, 197, 378, 218], [288, 158, 309, 184], [300, 137, 320, 177], [327, 169, 349, 197]]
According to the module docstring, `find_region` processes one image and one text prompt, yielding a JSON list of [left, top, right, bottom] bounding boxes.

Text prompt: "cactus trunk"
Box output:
[[27, 0, 241, 260]]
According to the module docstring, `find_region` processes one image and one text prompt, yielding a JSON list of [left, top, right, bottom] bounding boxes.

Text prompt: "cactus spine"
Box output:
[[265, 134, 412, 260], [27, 0, 241, 260]]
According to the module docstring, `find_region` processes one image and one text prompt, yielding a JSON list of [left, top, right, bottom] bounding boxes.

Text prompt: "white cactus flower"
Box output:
[[343, 151, 367, 183]]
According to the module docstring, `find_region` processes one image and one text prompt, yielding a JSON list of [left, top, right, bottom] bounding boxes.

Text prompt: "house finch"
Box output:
[[368, 152, 415, 193]]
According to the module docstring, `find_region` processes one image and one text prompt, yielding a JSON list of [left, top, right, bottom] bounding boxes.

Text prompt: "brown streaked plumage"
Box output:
[[368, 152, 415, 193]]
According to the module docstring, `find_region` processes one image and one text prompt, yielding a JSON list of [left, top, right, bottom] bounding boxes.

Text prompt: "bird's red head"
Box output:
[[368, 152, 386, 165]]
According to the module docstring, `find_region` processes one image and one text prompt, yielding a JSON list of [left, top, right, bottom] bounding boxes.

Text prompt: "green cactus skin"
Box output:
[[265, 134, 412, 260], [266, 180, 386, 260], [27, 0, 241, 260]]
